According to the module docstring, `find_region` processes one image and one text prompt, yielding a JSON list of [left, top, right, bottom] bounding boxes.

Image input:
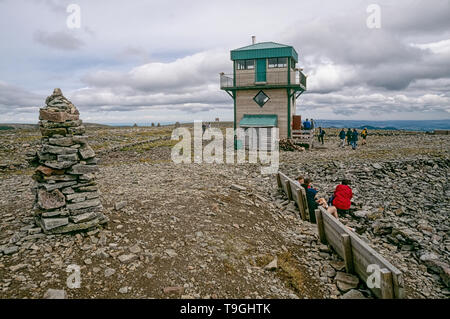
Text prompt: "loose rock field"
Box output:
[[0, 125, 448, 299]]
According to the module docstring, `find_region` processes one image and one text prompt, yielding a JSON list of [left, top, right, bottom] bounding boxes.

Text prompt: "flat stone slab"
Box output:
[[43, 160, 76, 170], [39, 216, 104, 234], [66, 198, 102, 212], [49, 137, 75, 147], [40, 127, 67, 137], [43, 181, 77, 192], [37, 189, 66, 210], [57, 154, 78, 162], [40, 108, 79, 123], [36, 165, 64, 176], [79, 145, 95, 159], [70, 211, 98, 224], [68, 164, 99, 175], [41, 144, 78, 155], [41, 217, 69, 231]]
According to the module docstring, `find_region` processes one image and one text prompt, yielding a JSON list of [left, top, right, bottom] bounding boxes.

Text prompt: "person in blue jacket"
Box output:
[[301, 178, 318, 222], [303, 118, 311, 130], [351, 129, 359, 150]]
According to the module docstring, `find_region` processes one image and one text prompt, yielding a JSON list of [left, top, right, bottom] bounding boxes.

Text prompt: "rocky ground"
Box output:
[[0, 125, 448, 299]]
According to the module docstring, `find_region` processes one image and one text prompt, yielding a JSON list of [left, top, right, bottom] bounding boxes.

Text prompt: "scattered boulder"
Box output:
[[264, 257, 278, 271], [335, 272, 359, 292], [341, 289, 366, 299]]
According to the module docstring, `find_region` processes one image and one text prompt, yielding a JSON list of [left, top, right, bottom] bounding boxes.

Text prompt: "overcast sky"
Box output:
[[0, 0, 449, 124]]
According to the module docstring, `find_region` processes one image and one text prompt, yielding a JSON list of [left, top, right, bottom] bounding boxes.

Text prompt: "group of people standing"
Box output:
[[302, 118, 314, 130], [302, 119, 327, 145], [339, 128, 368, 150], [302, 119, 368, 149]]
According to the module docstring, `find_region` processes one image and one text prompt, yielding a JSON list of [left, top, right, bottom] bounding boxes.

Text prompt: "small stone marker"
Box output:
[[32, 89, 108, 234]]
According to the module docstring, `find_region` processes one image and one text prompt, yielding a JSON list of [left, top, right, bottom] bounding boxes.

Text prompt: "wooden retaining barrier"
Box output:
[[277, 171, 314, 222], [277, 171, 404, 299]]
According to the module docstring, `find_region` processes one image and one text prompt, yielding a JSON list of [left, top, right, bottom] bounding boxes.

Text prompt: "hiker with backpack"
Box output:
[[346, 128, 352, 146], [361, 128, 368, 145], [339, 128, 346, 148], [318, 127, 326, 145]]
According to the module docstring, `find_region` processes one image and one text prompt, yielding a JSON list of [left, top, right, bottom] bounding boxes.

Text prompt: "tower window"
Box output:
[[236, 59, 255, 70], [268, 57, 288, 68], [253, 90, 270, 107]]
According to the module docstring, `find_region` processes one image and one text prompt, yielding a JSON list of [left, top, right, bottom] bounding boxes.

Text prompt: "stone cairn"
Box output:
[[32, 88, 108, 234]]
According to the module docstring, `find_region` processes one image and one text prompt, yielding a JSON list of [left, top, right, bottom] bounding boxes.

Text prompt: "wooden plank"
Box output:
[[276, 172, 282, 188], [318, 206, 403, 299], [391, 268, 405, 299], [341, 233, 354, 274], [297, 187, 307, 220], [299, 187, 311, 222], [322, 220, 344, 257], [380, 268, 394, 299], [351, 238, 403, 299], [351, 249, 382, 298], [315, 209, 326, 244], [289, 181, 306, 220], [277, 173, 403, 298], [284, 179, 292, 200], [278, 172, 291, 200]]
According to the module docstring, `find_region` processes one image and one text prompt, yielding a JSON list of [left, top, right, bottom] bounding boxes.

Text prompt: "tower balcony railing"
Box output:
[[220, 70, 306, 90]]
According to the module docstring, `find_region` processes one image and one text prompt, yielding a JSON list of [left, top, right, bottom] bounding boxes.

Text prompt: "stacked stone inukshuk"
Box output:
[[32, 88, 108, 234]]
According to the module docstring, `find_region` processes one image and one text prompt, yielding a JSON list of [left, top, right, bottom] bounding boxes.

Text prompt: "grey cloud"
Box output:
[[0, 81, 43, 113], [82, 50, 229, 93], [70, 86, 230, 111], [33, 30, 84, 50], [301, 91, 450, 117], [383, 0, 450, 35], [1, 0, 449, 121], [289, 2, 450, 93]]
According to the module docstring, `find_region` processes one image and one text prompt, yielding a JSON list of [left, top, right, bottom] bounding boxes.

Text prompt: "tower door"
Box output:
[[255, 59, 266, 82]]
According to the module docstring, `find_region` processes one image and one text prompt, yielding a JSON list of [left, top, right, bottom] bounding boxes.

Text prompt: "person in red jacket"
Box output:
[[327, 179, 353, 218]]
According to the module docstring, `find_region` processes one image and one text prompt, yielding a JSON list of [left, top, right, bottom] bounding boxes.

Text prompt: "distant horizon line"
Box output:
[[2, 118, 450, 126]]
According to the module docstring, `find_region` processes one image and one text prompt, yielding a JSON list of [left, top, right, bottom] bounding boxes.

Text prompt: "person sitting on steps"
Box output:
[[294, 175, 304, 187]]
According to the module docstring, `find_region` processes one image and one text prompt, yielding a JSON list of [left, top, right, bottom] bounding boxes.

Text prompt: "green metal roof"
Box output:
[[239, 114, 278, 127], [231, 42, 298, 62]]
